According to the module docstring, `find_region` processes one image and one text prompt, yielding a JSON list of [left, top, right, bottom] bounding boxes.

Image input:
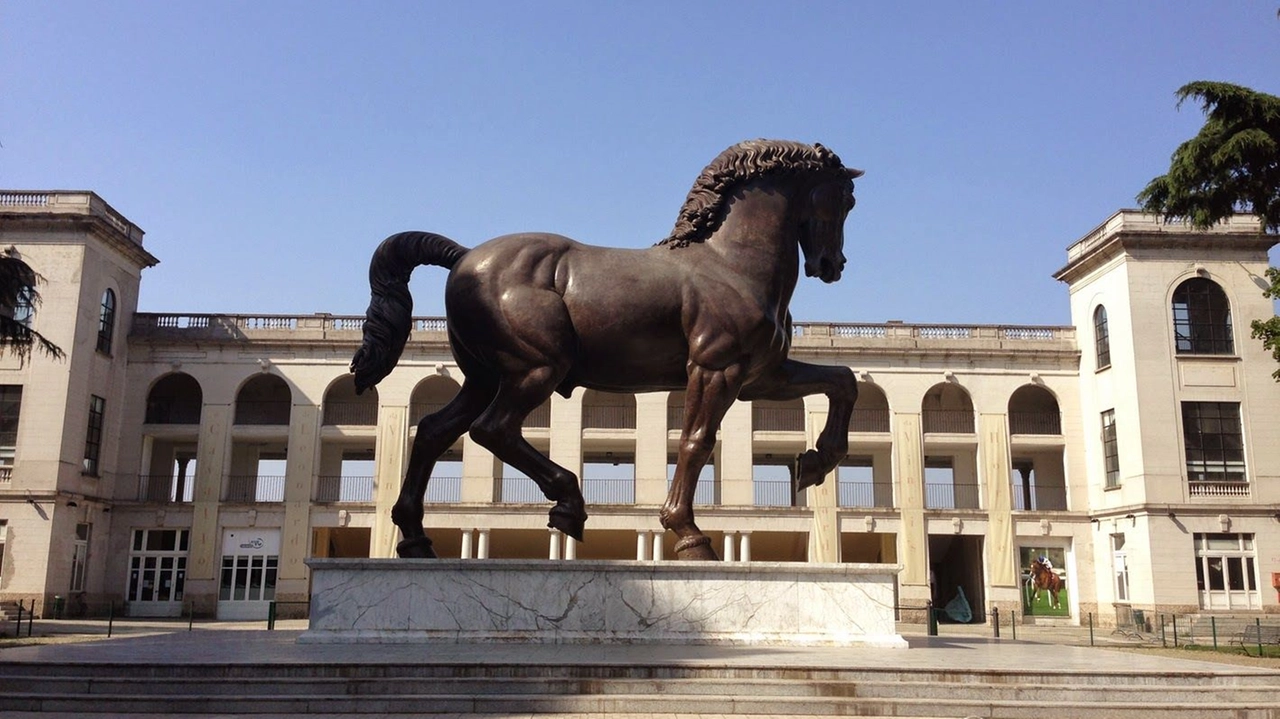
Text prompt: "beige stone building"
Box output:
[[1, 191, 1276, 624]]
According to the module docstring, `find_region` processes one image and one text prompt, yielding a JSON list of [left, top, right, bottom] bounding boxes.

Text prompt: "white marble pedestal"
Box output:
[[301, 559, 905, 647]]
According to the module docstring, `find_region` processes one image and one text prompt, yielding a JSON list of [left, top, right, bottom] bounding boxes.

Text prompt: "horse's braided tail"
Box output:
[[350, 231, 469, 394]]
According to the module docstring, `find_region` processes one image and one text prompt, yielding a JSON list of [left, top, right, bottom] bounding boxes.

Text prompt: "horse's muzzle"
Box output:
[[807, 255, 845, 283]]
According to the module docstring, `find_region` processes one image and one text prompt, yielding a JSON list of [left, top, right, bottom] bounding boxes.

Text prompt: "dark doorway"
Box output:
[[928, 534, 986, 623]]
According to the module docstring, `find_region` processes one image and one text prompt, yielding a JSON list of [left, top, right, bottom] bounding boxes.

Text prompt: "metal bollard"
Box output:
[[991, 606, 1000, 638], [1160, 614, 1167, 647], [267, 601, 277, 631], [1011, 610, 1017, 641], [1088, 612, 1094, 647], [1172, 615, 1179, 648], [1211, 616, 1218, 650], [926, 601, 938, 637], [14, 600, 23, 636], [107, 600, 115, 638], [1256, 618, 1263, 657], [27, 601, 34, 637], [187, 601, 194, 632]]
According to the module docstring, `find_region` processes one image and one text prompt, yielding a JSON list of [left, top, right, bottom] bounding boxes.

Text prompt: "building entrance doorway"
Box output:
[[216, 528, 280, 620], [928, 534, 985, 623]]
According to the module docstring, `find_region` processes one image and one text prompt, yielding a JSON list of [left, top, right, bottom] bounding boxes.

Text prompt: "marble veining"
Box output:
[[302, 559, 906, 647]]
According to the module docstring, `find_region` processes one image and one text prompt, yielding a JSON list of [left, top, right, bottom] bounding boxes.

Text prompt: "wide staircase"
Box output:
[[2, 657, 1278, 717]]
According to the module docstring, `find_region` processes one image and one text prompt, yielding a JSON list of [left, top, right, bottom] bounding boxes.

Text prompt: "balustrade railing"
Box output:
[[1009, 411, 1062, 435], [582, 477, 635, 504], [924, 481, 981, 510], [0, 466, 10, 483], [752, 407, 805, 432], [850, 408, 890, 433], [425, 476, 462, 504], [322, 402, 378, 426], [582, 405, 636, 430], [922, 409, 975, 434], [225, 475, 285, 503], [665, 477, 716, 506], [753, 478, 794, 507], [145, 400, 202, 425], [1188, 480, 1251, 498]]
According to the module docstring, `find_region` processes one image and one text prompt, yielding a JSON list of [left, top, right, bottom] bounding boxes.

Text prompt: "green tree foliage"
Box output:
[[1138, 81, 1280, 380], [0, 250, 65, 363]]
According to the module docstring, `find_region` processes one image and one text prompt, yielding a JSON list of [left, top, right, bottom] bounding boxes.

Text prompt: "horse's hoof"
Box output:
[[396, 536, 438, 558], [792, 450, 827, 491], [548, 504, 587, 543], [674, 535, 719, 561]]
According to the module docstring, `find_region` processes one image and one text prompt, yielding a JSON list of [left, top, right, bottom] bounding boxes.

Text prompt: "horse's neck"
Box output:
[[704, 185, 800, 303]]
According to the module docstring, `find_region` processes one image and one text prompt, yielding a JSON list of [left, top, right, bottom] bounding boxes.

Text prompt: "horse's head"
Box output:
[[799, 167, 862, 283]]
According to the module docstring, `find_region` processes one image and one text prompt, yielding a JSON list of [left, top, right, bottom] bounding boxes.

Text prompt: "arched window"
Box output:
[[1172, 278, 1233, 355], [97, 289, 116, 354], [1093, 305, 1110, 369]]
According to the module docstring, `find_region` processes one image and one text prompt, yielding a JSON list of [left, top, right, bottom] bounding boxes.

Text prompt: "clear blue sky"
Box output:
[[3, 2, 1277, 325]]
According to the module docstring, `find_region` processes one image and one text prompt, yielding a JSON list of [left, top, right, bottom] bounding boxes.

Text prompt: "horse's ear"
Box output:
[[845, 167, 865, 179]]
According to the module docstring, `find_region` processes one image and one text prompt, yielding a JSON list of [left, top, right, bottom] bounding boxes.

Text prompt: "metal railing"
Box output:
[[1009, 411, 1062, 435], [498, 477, 544, 503], [753, 478, 794, 507], [665, 477, 716, 506], [1010, 485, 1067, 511], [321, 402, 377, 426], [225, 475, 285, 503], [837, 480, 892, 508], [144, 400, 202, 425], [315, 475, 374, 503], [137, 475, 194, 503], [924, 481, 981, 510], [582, 477, 635, 504], [753, 406, 805, 432], [922, 409, 975, 434], [582, 405, 636, 430], [791, 321, 1074, 342], [850, 408, 890, 432], [233, 401, 291, 425]]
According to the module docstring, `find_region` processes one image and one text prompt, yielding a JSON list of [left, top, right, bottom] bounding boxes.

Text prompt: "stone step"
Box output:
[[3, 660, 1275, 686], [4, 690, 1277, 718], [2, 674, 1278, 703]]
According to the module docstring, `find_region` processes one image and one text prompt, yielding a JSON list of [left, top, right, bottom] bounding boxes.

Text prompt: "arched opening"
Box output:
[[409, 376, 461, 420], [233, 374, 292, 425], [146, 373, 203, 425], [1093, 305, 1111, 369], [1008, 385, 1061, 435], [322, 375, 378, 426], [921, 383, 974, 434], [851, 383, 890, 432]]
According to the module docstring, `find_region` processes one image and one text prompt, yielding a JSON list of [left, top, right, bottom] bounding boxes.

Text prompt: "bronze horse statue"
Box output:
[[351, 139, 862, 560]]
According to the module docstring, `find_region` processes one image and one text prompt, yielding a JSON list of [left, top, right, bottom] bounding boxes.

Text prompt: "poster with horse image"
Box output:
[[1020, 547, 1070, 616]]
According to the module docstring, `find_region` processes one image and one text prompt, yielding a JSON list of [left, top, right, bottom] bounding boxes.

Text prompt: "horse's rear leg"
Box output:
[[469, 370, 588, 541], [392, 378, 495, 558]]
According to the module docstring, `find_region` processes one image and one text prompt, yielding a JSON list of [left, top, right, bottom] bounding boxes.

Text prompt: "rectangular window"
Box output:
[[70, 523, 91, 592], [1182, 402, 1245, 483], [1193, 533, 1258, 610], [0, 385, 20, 481], [83, 395, 105, 475], [1111, 533, 1129, 603], [127, 529, 189, 603], [1101, 410, 1119, 489]]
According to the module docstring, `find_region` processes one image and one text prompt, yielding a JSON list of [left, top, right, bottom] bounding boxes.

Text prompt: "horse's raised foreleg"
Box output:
[[468, 369, 588, 542], [392, 378, 495, 557], [663, 363, 743, 560], [740, 360, 857, 493]]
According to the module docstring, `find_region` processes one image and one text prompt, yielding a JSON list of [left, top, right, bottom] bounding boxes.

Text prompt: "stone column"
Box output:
[[477, 529, 490, 559], [894, 412, 927, 588], [460, 529, 474, 559], [564, 536, 576, 560], [279, 403, 320, 597], [634, 393, 668, 504], [980, 413, 1017, 588], [635, 531, 649, 560], [805, 396, 840, 563], [549, 530, 562, 560], [371, 405, 408, 558], [718, 401, 753, 505], [652, 532, 664, 561], [186, 402, 233, 613], [549, 391, 583, 493], [738, 532, 752, 562], [722, 532, 736, 562]]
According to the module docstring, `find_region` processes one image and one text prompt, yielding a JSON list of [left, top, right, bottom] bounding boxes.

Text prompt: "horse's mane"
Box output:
[[657, 139, 851, 249]]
